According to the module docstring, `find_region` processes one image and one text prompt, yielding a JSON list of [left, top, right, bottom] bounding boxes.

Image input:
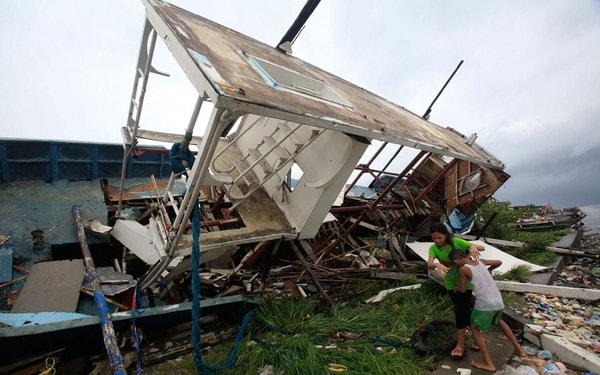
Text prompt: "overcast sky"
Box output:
[[1, 0, 599, 208]]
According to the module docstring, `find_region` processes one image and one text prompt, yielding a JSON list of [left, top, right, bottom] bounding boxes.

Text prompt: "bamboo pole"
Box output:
[[73, 205, 127, 375]]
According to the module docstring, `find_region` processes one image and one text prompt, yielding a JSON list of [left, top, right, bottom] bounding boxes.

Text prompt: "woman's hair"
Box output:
[[430, 223, 454, 249], [429, 223, 452, 238]]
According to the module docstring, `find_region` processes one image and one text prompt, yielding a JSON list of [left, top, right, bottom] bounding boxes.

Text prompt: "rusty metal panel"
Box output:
[[142, 1, 504, 170]]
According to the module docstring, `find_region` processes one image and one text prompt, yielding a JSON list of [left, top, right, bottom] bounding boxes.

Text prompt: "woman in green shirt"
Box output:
[[427, 223, 484, 358]]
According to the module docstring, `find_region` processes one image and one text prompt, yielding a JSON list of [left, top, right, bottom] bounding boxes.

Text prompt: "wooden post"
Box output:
[[290, 240, 332, 307]]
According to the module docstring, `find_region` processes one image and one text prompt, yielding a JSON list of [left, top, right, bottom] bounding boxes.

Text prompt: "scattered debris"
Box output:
[[0, 1, 598, 374]]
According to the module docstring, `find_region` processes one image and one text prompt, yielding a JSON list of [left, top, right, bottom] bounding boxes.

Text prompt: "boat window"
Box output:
[[246, 54, 351, 108], [459, 170, 483, 194]]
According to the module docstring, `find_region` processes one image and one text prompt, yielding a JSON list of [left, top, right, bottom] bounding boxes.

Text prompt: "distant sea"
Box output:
[[581, 204, 600, 235]]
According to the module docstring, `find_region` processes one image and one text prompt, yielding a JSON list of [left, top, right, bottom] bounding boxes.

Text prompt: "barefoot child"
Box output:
[[449, 250, 527, 372]]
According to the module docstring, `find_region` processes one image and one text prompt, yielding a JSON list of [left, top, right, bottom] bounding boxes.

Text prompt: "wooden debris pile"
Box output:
[[150, 231, 428, 308]]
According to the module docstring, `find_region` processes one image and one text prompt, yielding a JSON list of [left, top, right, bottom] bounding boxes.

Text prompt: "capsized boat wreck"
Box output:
[[112, 0, 509, 289], [515, 204, 587, 232], [0, 0, 511, 365]]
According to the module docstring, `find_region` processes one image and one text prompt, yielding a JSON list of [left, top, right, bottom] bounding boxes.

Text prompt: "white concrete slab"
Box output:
[[405, 240, 548, 275], [523, 322, 600, 372], [495, 281, 600, 301]]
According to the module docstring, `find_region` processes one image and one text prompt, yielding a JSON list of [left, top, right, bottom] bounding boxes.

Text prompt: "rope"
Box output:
[[130, 284, 143, 375], [190, 198, 256, 374], [39, 357, 56, 375], [254, 316, 411, 349], [169, 142, 195, 176]]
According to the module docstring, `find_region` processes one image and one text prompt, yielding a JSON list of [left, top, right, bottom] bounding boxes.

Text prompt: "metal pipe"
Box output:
[[232, 123, 301, 184], [345, 141, 388, 196], [181, 93, 206, 151], [276, 0, 321, 51], [131, 28, 158, 139], [329, 204, 407, 213], [374, 145, 404, 180], [117, 24, 159, 217], [319, 151, 428, 257], [140, 109, 236, 290], [422, 60, 463, 120], [73, 205, 126, 375], [475, 212, 498, 240]]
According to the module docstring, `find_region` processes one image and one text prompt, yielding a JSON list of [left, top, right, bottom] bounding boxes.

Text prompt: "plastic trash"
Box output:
[[541, 362, 561, 375], [515, 365, 539, 375], [554, 362, 568, 374], [537, 349, 553, 360]]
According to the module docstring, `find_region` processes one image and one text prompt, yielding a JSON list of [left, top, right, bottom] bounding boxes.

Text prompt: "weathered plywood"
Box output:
[[11, 260, 85, 313], [445, 160, 510, 213], [142, 0, 505, 170]]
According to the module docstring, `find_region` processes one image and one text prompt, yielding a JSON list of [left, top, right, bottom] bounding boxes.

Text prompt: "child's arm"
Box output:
[[456, 266, 471, 294], [481, 259, 502, 274], [468, 243, 485, 259]]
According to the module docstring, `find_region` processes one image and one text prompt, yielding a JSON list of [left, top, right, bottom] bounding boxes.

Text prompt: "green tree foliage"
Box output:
[[472, 198, 520, 239], [473, 198, 563, 265]]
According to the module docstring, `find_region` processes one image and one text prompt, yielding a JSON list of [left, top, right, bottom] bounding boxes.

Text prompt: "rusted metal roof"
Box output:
[[142, 0, 504, 170]]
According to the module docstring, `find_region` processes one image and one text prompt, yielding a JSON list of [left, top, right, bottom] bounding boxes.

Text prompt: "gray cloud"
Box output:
[[1, 0, 599, 208]]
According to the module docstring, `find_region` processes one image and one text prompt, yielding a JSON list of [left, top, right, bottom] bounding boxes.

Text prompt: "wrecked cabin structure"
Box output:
[[0, 0, 512, 339], [112, 0, 510, 296]]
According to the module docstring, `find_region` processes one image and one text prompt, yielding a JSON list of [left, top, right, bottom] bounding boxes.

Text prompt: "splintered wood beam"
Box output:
[[289, 240, 332, 307]]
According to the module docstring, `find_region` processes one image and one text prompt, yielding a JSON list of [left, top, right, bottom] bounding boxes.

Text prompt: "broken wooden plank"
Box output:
[[369, 270, 412, 281], [11, 260, 85, 313], [290, 240, 332, 306], [546, 246, 599, 259], [348, 217, 380, 232], [298, 239, 315, 258], [388, 234, 407, 262], [495, 281, 600, 301], [0, 274, 27, 289], [80, 288, 129, 311], [0, 348, 64, 374]]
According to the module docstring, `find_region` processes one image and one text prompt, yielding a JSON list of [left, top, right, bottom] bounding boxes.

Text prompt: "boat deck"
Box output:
[[0, 180, 109, 268]]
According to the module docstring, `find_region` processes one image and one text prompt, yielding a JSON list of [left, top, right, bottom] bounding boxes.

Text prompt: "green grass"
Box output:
[[148, 199, 576, 374], [494, 265, 532, 282], [189, 281, 451, 375]]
